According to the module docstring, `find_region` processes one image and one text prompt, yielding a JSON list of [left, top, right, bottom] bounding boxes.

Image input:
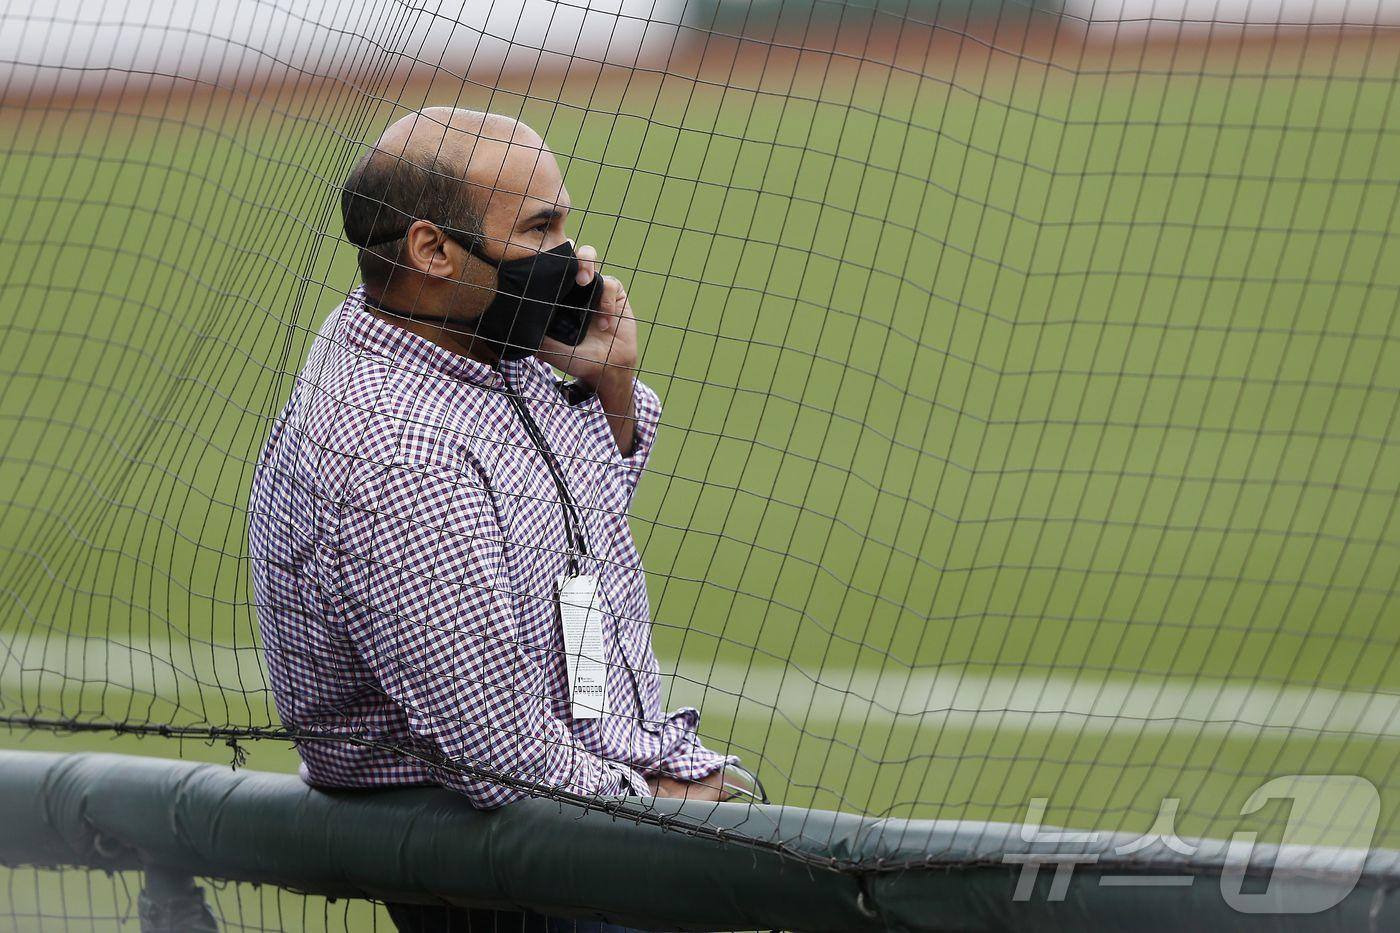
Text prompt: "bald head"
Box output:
[[341, 108, 569, 289]]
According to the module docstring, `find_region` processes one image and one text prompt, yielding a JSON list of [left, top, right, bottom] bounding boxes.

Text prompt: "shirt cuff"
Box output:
[[606, 761, 653, 796], [644, 715, 741, 783], [557, 374, 662, 473], [655, 744, 742, 783], [619, 376, 662, 474]]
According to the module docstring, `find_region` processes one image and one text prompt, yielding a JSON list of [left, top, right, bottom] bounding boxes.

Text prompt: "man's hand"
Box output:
[[537, 243, 641, 455], [538, 243, 636, 388], [647, 768, 738, 802]]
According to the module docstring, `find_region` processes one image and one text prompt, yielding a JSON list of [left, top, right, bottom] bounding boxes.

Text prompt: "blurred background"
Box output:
[[1, 0, 1398, 926]]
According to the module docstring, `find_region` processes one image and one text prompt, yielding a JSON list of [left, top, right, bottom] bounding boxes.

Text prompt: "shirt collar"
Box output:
[[336, 285, 537, 390]]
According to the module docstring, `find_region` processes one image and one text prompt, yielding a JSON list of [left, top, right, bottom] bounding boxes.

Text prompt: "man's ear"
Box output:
[[401, 220, 458, 279]]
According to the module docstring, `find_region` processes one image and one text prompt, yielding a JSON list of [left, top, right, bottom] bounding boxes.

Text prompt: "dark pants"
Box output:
[[383, 901, 650, 933]]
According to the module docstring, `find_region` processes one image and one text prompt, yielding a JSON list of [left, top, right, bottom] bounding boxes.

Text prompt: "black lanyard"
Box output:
[[497, 381, 589, 577], [498, 377, 649, 714]]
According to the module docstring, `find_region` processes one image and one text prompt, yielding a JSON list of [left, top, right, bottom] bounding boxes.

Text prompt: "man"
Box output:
[[248, 108, 752, 927]]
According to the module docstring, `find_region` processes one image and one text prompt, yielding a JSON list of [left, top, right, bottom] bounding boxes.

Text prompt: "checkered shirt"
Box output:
[[247, 285, 737, 808]]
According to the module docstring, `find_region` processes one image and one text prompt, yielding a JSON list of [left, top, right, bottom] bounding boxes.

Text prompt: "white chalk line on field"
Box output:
[[664, 659, 1400, 740], [1, 630, 1396, 740]]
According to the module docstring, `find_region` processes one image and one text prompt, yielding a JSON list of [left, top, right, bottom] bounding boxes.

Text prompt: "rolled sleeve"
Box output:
[[609, 762, 653, 796], [563, 373, 663, 508], [611, 376, 663, 510], [640, 705, 741, 782], [659, 738, 741, 783], [332, 458, 647, 808], [621, 376, 663, 473]]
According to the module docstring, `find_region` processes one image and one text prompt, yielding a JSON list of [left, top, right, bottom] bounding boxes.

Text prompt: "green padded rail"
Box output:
[[0, 750, 1395, 931]]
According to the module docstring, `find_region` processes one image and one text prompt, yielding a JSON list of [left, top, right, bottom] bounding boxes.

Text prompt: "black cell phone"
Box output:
[[545, 273, 602, 346]]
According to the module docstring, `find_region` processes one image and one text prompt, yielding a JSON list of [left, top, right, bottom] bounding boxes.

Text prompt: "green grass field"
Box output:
[[1, 46, 1398, 927]]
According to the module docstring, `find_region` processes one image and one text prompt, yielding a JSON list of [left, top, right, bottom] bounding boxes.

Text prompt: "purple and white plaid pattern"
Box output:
[[248, 285, 737, 808]]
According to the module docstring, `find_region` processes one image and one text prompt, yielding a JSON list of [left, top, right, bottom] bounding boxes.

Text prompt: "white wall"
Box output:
[[0, 0, 696, 96], [4, 0, 1395, 97], [1064, 0, 1400, 26]]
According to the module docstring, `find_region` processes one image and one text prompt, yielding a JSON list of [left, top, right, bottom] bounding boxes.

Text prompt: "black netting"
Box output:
[[0, 0, 1396, 913]]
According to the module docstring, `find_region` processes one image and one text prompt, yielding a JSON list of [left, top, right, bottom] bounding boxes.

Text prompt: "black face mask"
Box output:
[[465, 239, 600, 361]]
